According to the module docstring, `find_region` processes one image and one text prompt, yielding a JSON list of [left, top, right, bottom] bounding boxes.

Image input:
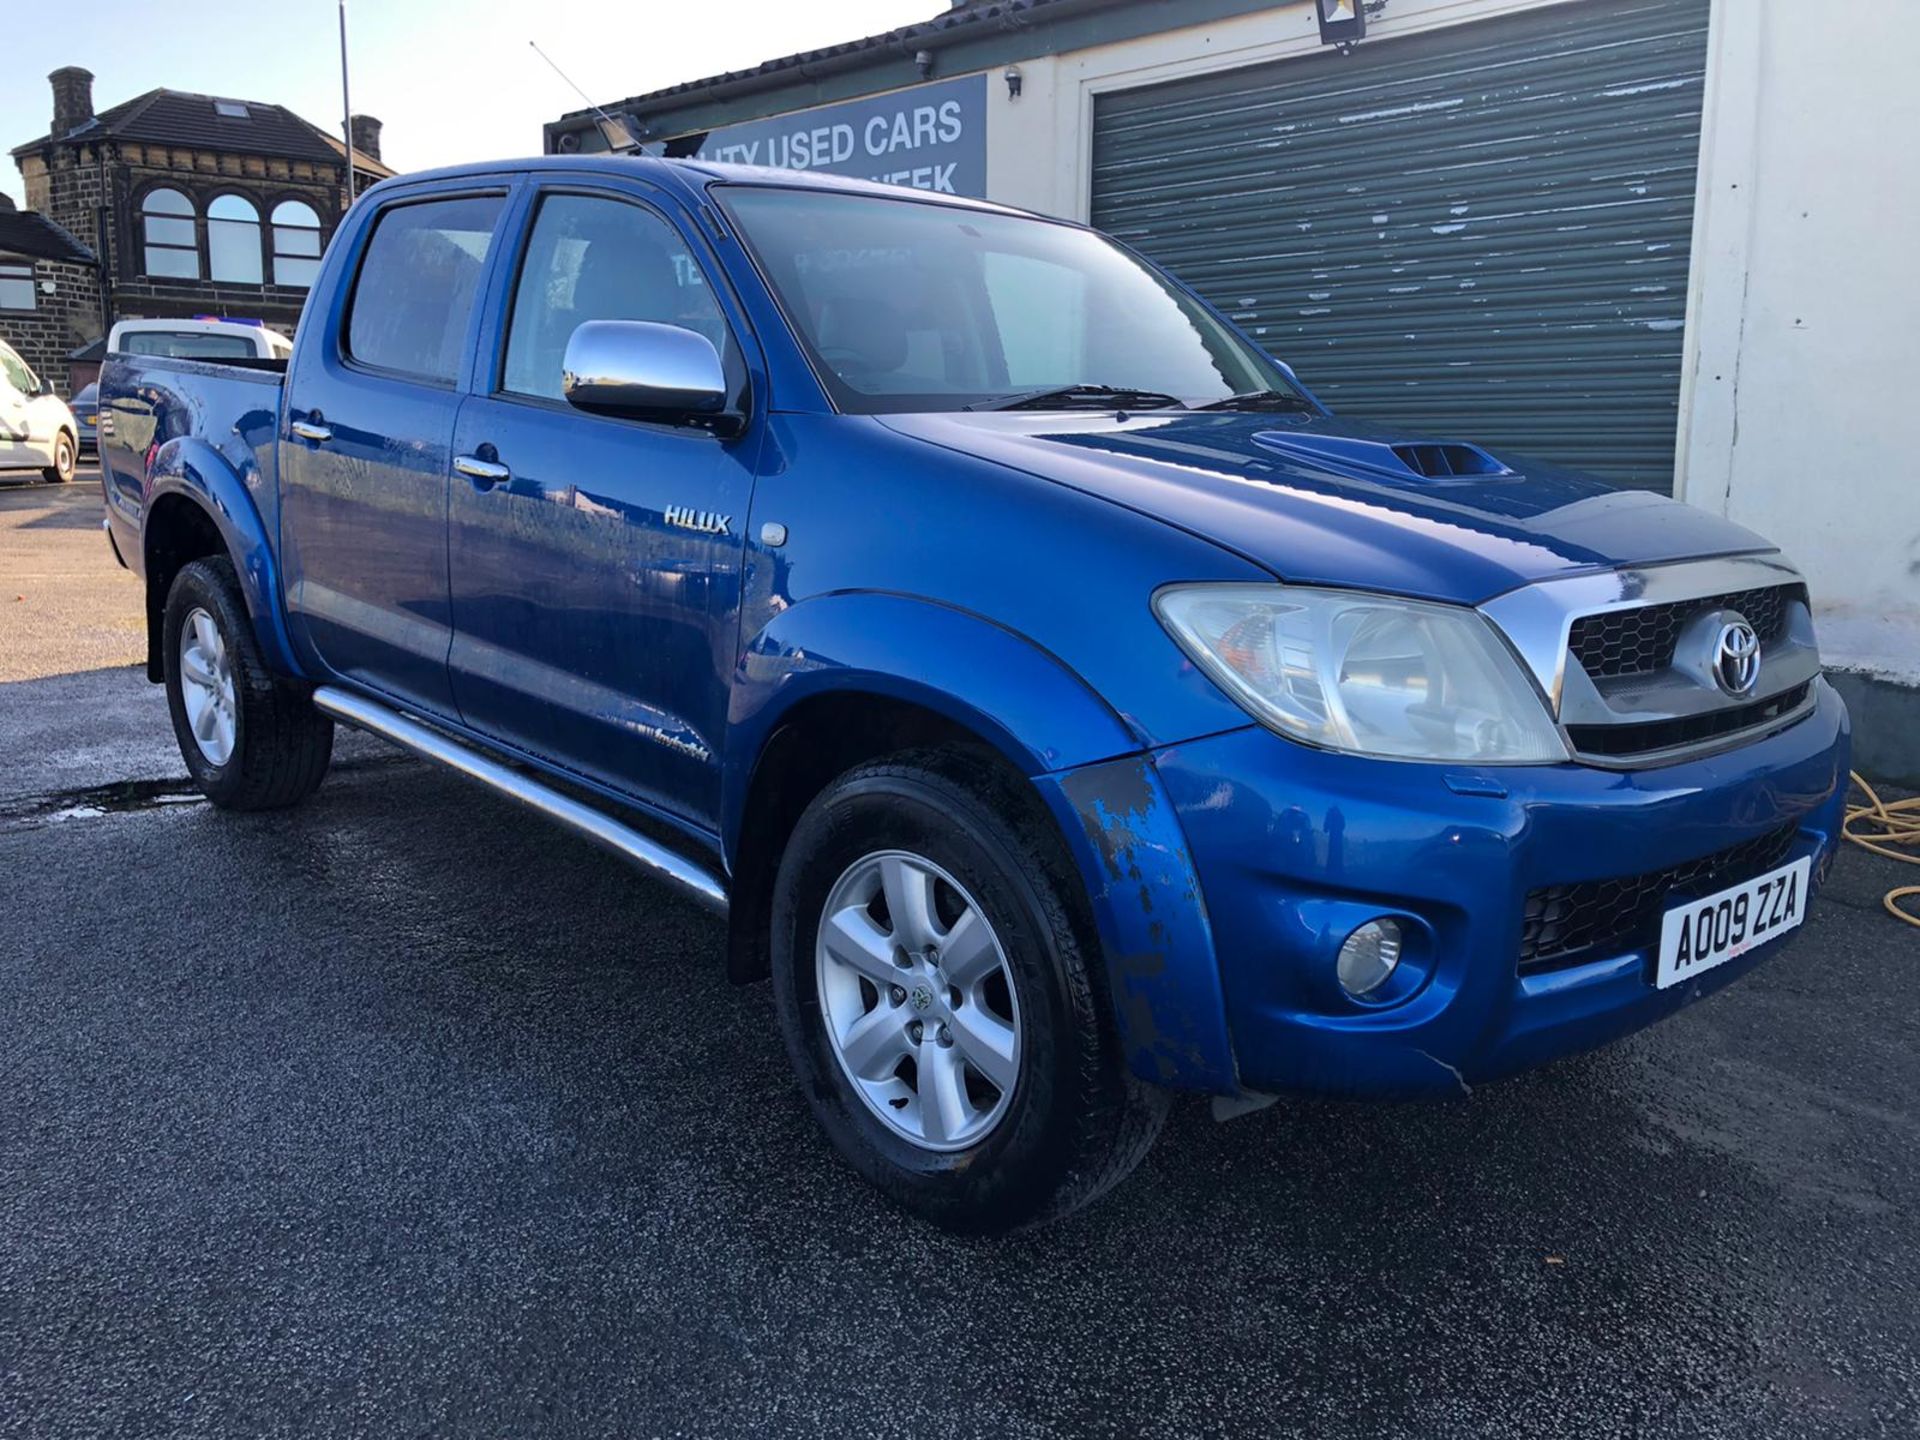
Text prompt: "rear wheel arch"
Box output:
[[143, 492, 229, 682], [138, 445, 299, 685]]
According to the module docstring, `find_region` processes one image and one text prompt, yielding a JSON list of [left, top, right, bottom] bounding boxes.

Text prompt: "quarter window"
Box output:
[[0, 261, 34, 311], [345, 194, 503, 383], [141, 188, 199, 278], [207, 194, 264, 284], [271, 200, 324, 288], [502, 192, 729, 401]]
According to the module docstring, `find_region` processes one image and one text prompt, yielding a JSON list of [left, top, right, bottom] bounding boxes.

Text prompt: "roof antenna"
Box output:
[[528, 40, 638, 152]]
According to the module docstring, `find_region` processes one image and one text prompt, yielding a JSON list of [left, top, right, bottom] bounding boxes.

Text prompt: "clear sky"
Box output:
[[2, 0, 934, 208]]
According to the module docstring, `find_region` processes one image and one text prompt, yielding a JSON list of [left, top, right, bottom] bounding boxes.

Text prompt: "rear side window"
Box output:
[[345, 194, 503, 383]]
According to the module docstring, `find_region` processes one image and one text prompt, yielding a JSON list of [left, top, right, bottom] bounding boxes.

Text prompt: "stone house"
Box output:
[[6, 66, 393, 396], [0, 199, 96, 393]]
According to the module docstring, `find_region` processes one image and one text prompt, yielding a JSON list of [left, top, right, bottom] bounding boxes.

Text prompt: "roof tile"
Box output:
[[0, 209, 97, 265]]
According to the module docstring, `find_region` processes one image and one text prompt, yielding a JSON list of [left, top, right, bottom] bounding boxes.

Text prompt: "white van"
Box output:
[[108, 317, 293, 361], [0, 336, 78, 484]]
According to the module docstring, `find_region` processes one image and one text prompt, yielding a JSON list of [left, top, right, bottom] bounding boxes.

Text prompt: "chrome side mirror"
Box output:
[[561, 320, 732, 429]]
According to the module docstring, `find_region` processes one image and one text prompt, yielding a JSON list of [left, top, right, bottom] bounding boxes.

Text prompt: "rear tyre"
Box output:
[[771, 752, 1169, 1233], [162, 556, 333, 810], [42, 431, 76, 484]]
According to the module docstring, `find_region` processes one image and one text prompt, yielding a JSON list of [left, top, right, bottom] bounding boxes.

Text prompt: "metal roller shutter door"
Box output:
[[1090, 0, 1710, 492]]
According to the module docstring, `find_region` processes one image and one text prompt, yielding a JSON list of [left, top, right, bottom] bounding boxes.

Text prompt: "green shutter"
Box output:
[[1091, 0, 1710, 491]]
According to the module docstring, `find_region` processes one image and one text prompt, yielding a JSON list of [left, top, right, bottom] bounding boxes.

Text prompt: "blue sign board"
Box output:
[[686, 74, 988, 198]]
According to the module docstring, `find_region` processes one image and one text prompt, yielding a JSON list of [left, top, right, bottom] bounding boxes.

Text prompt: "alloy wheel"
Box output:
[[815, 849, 1022, 1152], [178, 607, 237, 766]]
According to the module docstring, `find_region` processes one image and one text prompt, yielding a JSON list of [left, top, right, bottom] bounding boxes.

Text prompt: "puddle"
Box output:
[[0, 776, 207, 832], [0, 753, 414, 834]]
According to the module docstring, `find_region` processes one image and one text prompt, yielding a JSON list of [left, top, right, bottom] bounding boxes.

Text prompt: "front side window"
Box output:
[[141, 188, 199, 279], [345, 194, 503, 383], [502, 192, 730, 401], [271, 200, 323, 288], [719, 185, 1290, 414], [207, 194, 263, 283], [0, 261, 34, 311]]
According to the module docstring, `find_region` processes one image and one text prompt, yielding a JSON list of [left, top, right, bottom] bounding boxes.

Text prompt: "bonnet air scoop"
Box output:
[[1251, 429, 1516, 483]]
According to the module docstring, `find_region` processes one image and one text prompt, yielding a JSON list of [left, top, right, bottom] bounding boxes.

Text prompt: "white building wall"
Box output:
[[983, 0, 1918, 687], [1676, 0, 1920, 685]]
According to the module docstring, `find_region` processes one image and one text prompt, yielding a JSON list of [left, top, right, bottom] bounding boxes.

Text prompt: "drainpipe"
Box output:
[[96, 141, 114, 333]]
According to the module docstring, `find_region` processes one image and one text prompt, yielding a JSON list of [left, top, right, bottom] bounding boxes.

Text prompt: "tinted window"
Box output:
[[141, 188, 199, 279], [122, 331, 257, 359], [207, 195, 263, 284], [346, 195, 503, 383], [719, 186, 1288, 414], [272, 200, 324, 289], [502, 193, 729, 401]]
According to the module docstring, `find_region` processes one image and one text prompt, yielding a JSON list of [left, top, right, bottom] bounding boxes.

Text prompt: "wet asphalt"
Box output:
[[3, 483, 1919, 1438]]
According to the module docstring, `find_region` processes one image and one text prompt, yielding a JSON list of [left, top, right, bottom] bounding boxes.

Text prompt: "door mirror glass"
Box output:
[[562, 320, 730, 426]]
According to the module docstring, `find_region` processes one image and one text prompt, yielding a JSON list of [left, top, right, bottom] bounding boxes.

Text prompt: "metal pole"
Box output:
[[339, 0, 355, 205]]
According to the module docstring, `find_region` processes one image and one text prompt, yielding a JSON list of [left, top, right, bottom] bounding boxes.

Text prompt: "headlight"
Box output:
[[1155, 583, 1567, 763]]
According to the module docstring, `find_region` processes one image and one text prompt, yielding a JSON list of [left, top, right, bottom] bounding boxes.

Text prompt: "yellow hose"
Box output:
[[1844, 771, 1920, 928]]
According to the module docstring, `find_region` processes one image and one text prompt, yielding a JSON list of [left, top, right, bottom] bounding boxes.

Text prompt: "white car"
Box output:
[[0, 336, 77, 484], [108, 317, 293, 361]]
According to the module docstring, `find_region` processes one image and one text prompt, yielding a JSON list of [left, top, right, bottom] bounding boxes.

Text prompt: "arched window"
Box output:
[[141, 188, 199, 278], [271, 200, 323, 288], [207, 194, 263, 283]]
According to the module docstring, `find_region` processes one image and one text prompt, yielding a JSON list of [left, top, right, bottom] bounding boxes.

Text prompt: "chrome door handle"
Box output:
[[291, 420, 332, 443], [454, 454, 511, 485]]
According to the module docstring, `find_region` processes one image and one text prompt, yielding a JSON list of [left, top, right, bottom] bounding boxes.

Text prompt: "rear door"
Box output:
[[444, 179, 760, 827], [279, 182, 511, 717]]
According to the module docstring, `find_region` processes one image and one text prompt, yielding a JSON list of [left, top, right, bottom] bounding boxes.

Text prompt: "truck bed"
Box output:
[[99, 353, 288, 569]]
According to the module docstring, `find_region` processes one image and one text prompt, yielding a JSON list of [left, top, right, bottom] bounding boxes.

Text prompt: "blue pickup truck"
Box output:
[[100, 157, 1850, 1230]]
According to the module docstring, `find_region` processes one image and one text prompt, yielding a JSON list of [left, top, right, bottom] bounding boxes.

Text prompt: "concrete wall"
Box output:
[[1676, 0, 1920, 690]]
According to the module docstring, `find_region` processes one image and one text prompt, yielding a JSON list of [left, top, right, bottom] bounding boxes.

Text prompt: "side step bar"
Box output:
[[312, 686, 729, 918]]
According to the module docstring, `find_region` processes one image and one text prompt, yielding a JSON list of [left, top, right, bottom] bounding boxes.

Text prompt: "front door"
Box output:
[[279, 186, 510, 718], [445, 184, 758, 827]]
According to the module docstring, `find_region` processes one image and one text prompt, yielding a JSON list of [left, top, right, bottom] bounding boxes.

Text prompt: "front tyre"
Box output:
[[163, 556, 333, 810], [42, 430, 76, 484], [771, 753, 1169, 1233]]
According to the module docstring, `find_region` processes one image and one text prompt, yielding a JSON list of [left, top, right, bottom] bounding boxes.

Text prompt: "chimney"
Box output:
[[50, 66, 95, 136], [348, 114, 382, 164]]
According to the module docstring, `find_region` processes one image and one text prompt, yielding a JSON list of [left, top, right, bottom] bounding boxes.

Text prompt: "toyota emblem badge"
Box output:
[[1712, 617, 1762, 697]]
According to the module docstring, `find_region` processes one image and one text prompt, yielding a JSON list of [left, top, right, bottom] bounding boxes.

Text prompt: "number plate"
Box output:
[[1655, 856, 1811, 989]]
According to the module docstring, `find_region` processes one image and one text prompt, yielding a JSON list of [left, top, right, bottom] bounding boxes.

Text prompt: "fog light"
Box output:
[[1337, 918, 1403, 997]]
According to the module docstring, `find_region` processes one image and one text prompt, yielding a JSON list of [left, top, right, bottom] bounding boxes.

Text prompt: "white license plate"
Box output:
[[1655, 855, 1811, 989]]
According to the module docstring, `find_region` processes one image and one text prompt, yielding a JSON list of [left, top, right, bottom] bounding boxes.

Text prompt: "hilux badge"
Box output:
[[1712, 617, 1762, 697], [665, 505, 732, 536]]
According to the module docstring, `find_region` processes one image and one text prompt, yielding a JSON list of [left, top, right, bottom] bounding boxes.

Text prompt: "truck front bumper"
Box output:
[[1150, 677, 1852, 1098]]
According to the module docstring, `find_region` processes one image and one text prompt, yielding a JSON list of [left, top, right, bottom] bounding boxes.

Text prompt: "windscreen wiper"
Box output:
[[964, 383, 1188, 412], [1190, 389, 1316, 413]]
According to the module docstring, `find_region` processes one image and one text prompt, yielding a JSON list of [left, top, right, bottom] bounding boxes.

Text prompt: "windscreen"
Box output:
[[718, 185, 1294, 414]]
